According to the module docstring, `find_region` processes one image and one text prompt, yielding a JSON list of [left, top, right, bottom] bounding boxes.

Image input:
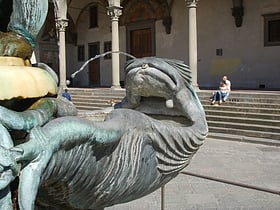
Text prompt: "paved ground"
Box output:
[[106, 138, 280, 210]]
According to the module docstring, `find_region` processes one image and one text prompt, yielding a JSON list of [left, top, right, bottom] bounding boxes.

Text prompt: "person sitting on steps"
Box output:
[[210, 76, 231, 105], [62, 88, 71, 101]]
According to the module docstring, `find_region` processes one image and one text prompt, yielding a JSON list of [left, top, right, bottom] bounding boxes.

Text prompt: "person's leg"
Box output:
[[211, 91, 218, 104], [222, 92, 230, 101], [217, 91, 223, 105], [209, 92, 214, 101]]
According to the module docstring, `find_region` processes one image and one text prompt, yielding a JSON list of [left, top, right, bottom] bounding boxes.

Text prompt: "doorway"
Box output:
[[127, 21, 155, 58], [130, 28, 152, 58], [88, 42, 100, 86]]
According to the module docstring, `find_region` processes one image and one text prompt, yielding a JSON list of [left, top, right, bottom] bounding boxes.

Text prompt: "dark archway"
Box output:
[[120, 0, 171, 34], [0, 0, 13, 32], [40, 3, 77, 45]]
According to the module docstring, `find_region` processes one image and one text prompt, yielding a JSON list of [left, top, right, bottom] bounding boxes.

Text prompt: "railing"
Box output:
[[160, 171, 280, 210]]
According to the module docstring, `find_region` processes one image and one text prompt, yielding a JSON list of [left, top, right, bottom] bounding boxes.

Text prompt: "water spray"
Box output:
[[71, 51, 136, 79]]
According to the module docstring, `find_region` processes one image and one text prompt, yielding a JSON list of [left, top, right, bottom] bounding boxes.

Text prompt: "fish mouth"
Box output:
[[124, 63, 182, 108], [121, 64, 193, 126], [133, 96, 194, 127], [117, 57, 207, 130]]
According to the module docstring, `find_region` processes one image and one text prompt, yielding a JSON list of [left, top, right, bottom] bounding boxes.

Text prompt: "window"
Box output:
[[89, 5, 98, 28], [77, 45, 85, 61], [104, 41, 112, 59], [263, 13, 280, 46]]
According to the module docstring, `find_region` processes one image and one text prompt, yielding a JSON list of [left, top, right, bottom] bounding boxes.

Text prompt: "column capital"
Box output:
[[107, 6, 122, 21], [186, 0, 199, 8], [55, 18, 69, 32]]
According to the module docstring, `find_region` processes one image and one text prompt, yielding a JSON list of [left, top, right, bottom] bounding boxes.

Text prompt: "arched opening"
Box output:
[[0, 0, 13, 32], [38, 3, 77, 76]]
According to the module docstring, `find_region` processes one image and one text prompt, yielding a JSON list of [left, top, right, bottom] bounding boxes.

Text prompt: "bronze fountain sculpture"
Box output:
[[0, 0, 208, 209]]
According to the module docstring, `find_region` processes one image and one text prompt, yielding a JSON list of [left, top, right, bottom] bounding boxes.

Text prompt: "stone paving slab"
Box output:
[[106, 138, 280, 210]]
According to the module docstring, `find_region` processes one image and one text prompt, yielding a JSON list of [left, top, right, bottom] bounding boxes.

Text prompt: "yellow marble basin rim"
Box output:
[[0, 56, 31, 66], [0, 56, 58, 100]]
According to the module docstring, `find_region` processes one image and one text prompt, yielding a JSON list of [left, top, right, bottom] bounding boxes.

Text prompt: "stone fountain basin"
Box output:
[[0, 56, 57, 100]]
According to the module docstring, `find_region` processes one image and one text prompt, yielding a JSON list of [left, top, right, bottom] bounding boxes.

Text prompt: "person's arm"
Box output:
[[220, 86, 227, 92], [226, 81, 231, 92]]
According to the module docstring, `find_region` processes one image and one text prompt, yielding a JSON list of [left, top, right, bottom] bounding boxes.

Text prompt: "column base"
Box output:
[[111, 85, 123, 90]]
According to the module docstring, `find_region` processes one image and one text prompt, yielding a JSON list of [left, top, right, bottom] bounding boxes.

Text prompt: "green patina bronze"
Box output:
[[0, 1, 208, 209], [0, 56, 208, 210], [0, 0, 48, 59], [0, 31, 33, 60], [0, 1, 78, 209]]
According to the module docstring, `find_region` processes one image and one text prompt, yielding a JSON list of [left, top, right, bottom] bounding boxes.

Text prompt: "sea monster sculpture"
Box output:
[[0, 0, 207, 209], [0, 57, 208, 209]]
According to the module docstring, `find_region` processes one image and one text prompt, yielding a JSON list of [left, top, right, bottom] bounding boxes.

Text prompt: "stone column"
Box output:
[[107, 3, 122, 89], [56, 18, 68, 89], [186, 0, 199, 90]]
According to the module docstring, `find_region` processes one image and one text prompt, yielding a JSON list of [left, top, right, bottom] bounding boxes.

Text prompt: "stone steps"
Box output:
[[203, 104, 280, 115], [205, 110, 279, 120], [70, 88, 125, 110], [69, 88, 280, 144], [206, 115, 279, 127], [208, 120, 280, 137], [201, 100, 280, 109], [207, 133, 280, 146], [209, 126, 280, 141]]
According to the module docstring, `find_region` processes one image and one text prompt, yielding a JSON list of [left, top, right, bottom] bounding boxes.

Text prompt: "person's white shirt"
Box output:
[[225, 79, 231, 92]]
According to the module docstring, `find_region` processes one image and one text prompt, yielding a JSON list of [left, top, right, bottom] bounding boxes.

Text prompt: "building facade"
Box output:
[[28, 0, 280, 89]]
